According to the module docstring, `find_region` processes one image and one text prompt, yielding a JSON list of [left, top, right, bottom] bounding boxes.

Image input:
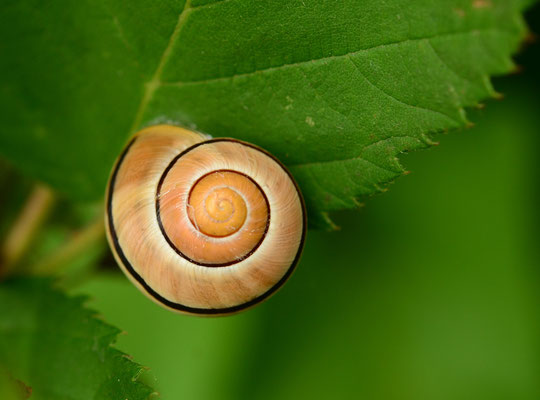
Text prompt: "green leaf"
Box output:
[[0, 278, 155, 400], [0, 0, 530, 227]]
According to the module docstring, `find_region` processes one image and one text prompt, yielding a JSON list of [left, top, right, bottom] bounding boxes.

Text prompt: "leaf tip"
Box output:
[[524, 31, 537, 45], [510, 64, 524, 75]]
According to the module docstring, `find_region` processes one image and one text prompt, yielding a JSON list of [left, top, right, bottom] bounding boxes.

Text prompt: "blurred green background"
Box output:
[[0, 5, 537, 400], [69, 6, 540, 400]]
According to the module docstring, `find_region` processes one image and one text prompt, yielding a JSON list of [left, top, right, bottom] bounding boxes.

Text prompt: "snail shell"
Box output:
[[105, 125, 306, 315]]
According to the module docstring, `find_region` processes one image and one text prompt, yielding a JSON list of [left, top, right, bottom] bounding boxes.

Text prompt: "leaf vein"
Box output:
[[160, 28, 513, 88], [191, 0, 233, 11], [289, 135, 423, 170], [426, 39, 473, 86], [345, 55, 459, 124]]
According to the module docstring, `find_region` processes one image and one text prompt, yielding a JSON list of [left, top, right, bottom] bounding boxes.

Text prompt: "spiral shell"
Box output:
[[105, 125, 306, 315]]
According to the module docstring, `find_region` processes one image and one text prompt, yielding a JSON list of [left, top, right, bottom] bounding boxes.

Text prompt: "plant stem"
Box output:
[[0, 184, 55, 278], [32, 215, 106, 276]]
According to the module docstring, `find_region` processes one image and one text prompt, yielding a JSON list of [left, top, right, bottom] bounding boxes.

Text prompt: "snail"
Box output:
[[105, 124, 306, 315]]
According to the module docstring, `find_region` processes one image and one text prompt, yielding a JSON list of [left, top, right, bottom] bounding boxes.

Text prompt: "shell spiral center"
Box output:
[[188, 174, 249, 237]]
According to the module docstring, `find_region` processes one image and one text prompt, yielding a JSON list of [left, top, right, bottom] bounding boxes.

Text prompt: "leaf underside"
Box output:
[[0, 0, 530, 228], [0, 278, 155, 400]]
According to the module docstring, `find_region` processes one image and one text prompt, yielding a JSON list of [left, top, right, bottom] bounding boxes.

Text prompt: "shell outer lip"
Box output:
[[106, 136, 307, 315]]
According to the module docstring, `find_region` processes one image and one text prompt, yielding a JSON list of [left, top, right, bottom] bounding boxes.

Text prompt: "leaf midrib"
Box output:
[[129, 0, 193, 133]]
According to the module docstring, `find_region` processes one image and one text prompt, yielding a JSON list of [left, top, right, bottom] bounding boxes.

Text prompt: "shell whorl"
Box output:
[[105, 125, 306, 315]]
